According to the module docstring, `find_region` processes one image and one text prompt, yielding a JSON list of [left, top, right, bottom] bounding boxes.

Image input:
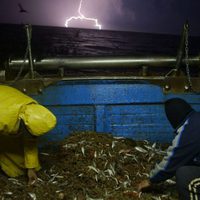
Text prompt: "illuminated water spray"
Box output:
[[65, 0, 102, 29]]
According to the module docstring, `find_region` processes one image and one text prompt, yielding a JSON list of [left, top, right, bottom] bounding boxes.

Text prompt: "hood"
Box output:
[[20, 104, 57, 136], [165, 98, 194, 129]]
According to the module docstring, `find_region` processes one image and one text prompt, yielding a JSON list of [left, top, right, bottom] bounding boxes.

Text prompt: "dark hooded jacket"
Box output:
[[149, 98, 200, 183]]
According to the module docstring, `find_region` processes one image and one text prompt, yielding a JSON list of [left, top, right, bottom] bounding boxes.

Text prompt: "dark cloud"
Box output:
[[0, 0, 199, 35]]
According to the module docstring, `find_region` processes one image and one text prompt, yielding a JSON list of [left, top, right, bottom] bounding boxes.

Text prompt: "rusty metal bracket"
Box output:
[[3, 78, 60, 95]]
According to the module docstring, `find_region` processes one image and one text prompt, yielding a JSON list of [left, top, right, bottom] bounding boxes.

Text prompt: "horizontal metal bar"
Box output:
[[52, 76, 165, 81], [8, 56, 200, 71]]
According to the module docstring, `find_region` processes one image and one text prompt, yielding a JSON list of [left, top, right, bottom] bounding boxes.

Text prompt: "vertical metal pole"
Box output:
[[25, 24, 34, 79], [175, 21, 189, 75]]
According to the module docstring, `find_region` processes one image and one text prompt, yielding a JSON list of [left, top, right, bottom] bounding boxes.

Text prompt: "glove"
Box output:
[[137, 179, 152, 192]]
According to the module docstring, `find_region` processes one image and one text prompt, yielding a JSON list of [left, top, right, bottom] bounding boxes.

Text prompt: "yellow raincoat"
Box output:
[[0, 85, 56, 177]]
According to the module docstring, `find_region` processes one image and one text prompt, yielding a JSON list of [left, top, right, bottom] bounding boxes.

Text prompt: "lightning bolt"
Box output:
[[65, 0, 102, 30]]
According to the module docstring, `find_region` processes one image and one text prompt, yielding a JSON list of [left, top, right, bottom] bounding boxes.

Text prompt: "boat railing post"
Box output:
[[25, 24, 34, 79], [175, 21, 189, 76]]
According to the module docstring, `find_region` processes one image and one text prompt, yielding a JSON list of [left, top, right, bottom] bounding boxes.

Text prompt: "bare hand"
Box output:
[[137, 179, 151, 192], [27, 169, 38, 186]]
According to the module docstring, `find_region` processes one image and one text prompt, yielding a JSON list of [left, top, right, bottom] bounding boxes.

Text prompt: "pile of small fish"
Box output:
[[0, 131, 178, 200]]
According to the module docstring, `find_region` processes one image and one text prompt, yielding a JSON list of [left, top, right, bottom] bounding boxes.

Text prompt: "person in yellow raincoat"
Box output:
[[0, 85, 57, 185]]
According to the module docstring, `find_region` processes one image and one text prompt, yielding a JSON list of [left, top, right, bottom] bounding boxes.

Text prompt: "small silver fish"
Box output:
[[4, 192, 13, 195], [135, 146, 147, 153], [28, 193, 36, 200], [112, 141, 118, 148], [166, 179, 176, 185], [88, 166, 100, 174], [81, 146, 85, 156]]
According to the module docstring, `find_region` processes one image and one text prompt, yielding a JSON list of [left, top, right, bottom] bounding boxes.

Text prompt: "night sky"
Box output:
[[0, 0, 200, 36]]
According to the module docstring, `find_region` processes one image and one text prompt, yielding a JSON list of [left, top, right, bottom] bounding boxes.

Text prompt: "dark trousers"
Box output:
[[176, 166, 200, 200]]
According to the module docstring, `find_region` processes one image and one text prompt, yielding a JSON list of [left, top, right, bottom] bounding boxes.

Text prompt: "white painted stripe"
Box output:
[[188, 178, 200, 200], [193, 181, 200, 200]]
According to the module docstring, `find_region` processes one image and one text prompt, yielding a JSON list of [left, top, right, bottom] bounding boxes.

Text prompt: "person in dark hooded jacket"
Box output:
[[137, 98, 200, 200]]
